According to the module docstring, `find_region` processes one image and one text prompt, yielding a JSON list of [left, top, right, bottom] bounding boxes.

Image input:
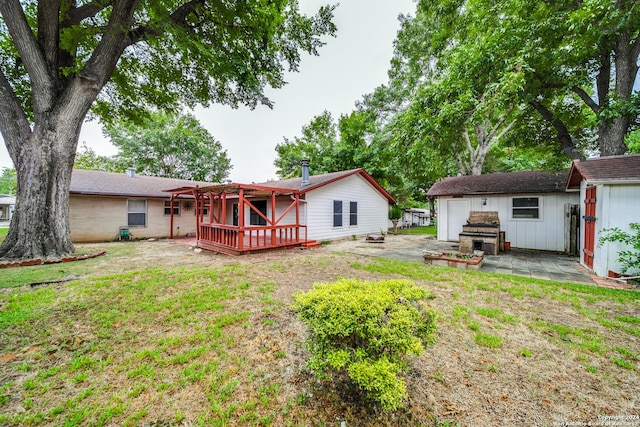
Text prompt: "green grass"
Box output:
[[0, 245, 639, 426], [394, 225, 437, 235], [0, 227, 7, 242]]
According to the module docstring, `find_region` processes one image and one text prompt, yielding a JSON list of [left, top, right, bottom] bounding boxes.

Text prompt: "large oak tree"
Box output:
[[0, 0, 336, 260]]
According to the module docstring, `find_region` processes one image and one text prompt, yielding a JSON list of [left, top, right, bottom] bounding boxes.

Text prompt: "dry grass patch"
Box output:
[[0, 241, 638, 426]]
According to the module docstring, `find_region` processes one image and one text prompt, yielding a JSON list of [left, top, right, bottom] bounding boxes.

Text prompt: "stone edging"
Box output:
[[0, 250, 107, 269]]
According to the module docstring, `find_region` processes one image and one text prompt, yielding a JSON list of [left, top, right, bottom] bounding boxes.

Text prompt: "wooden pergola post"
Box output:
[[238, 188, 244, 251], [169, 194, 175, 239], [271, 190, 277, 246]]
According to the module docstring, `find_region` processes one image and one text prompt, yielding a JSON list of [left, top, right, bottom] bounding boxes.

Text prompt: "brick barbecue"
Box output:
[[459, 211, 501, 255]]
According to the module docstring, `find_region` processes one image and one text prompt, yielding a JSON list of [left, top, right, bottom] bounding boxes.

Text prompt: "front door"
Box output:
[[583, 186, 596, 269]]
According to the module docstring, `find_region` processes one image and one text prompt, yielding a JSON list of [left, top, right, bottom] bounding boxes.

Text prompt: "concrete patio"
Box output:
[[325, 234, 602, 286]]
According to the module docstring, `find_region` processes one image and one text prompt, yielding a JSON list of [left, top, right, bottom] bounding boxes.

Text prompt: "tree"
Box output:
[[74, 142, 123, 173], [0, 167, 17, 195], [105, 112, 232, 182], [0, 1, 336, 260]]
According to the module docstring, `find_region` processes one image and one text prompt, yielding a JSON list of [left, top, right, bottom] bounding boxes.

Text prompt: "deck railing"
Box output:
[[198, 223, 306, 253]]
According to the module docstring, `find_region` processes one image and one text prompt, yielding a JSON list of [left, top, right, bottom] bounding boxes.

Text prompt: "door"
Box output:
[[447, 199, 470, 241], [232, 203, 238, 226], [583, 186, 596, 269]]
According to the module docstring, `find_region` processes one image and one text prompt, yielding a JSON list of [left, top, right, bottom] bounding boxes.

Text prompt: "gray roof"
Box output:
[[256, 169, 396, 203], [70, 169, 213, 198], [427, 170, 569, 197], [567, 154, 640, 189]]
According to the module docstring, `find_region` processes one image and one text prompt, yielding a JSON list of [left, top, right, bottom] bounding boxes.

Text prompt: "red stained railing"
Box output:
[[198, 223, 306, 253]]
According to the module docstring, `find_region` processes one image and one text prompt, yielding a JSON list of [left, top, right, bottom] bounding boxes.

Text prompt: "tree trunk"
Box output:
[[0, 117, 78, 260], [598, 117, 630, 156]]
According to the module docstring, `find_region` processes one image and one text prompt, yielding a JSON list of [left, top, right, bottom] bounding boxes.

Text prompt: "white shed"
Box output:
[[566, 154, 640, 278], [427, 171, 579, 252]]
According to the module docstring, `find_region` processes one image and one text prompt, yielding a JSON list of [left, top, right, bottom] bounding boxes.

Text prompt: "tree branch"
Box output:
[[65, 0, 113, 26], [529, 99, 585, 160], [0, 71, 31, 162], [127, 0, 206, 45], [0, 0, 56, 111], [37, 0, 62, 77], [571, 85, 600, 114]]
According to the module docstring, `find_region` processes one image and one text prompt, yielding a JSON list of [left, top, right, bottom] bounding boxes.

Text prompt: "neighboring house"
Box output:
[[401, 208, 431, 228], [69, 169, 211, 242], [0, 194, 15, 222], [427, 170, 579, 252], [566, 154, 640, 278]]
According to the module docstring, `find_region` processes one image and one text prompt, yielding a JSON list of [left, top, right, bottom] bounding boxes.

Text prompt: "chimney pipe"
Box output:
[[126, 167, 136, 178], [301, 159, 310, 186]]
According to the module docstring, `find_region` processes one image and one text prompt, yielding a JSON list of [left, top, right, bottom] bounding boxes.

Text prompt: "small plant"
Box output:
[[599, 223, 640, 274], [293, 278, 437, 410]]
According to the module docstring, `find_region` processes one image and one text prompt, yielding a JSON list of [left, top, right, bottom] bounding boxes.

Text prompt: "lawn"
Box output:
[[394, 225, 437, 235], [0, 240, 638, 426], [0, 227, 7, 242]]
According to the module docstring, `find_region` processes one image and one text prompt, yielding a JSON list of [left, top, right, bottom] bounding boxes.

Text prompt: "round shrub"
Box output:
[[292, 279, 437, 410]]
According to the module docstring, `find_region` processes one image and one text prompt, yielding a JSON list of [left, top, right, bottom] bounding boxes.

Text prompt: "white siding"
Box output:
[[304, 174, 390, 241], [436, 192, 579, 251], [587, 183, 640, 277]]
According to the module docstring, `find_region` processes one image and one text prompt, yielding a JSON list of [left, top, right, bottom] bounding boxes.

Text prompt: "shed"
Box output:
[[427, 171, 579, 251], [566, 154, 640, 277]]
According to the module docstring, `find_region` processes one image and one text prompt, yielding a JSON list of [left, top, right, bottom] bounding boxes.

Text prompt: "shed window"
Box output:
[[512, 197, 539, 219], [250, 200, 267, 226], [128, 199, 147, 227], [350, 202, 358, 226], [164, 200, 180, 216], [333, 200, 343, 227]]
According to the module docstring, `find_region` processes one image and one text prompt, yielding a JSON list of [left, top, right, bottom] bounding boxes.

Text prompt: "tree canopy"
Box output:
[[0, 0, 336, 260], [103, 112, 232, 182]]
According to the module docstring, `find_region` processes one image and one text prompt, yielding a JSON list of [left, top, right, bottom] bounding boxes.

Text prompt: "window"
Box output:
[[349, 201, 358, 226], [164, 200, 180, 216], [333, 200, 343, 227], [249, 200, 267, 225], [512, 197, 539, 219], [199, 203, 209, 217], [127, 199, 147, 226]]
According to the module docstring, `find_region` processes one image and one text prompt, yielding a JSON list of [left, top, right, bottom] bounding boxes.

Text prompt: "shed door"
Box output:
[[447, 199, 470, 241], [583, 186, 596, 269]]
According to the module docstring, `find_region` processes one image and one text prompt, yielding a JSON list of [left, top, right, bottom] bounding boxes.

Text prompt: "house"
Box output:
[[166, 166, 396, 254], [69, 169, 212, 242], [566, 154, 640, 278], [255, 167, 396, 242], [0, 194, 15, 222], [70, 166, 396, 253], [427, 170, 579, 252]]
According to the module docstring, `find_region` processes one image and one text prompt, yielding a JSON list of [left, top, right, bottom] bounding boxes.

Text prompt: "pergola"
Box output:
[[165, 183, 307, 255]]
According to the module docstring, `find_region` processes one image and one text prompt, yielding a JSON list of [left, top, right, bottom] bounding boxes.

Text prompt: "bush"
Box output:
[[599, 223, 640, 274], [292, 279, 437, 410]]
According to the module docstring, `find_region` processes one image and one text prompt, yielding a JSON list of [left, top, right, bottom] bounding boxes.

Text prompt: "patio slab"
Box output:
[[326, 234, 597, 285]]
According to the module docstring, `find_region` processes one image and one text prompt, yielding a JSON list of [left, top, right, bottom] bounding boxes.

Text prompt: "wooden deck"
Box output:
[[197, 223, 312, 255]]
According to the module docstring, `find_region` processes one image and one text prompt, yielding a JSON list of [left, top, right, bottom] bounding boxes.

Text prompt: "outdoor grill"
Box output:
[[459, 211, 501, 255]]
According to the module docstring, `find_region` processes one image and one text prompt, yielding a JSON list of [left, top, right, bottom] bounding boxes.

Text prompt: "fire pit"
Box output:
[[459, 211, 501, 255]]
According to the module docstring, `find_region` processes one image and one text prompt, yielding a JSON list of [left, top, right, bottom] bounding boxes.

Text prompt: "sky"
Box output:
[[0, 0, 417, 183]]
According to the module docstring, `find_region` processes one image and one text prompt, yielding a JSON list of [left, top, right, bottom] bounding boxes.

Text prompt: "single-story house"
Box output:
[[166, 166, 396, 254], [0, 194, 15, 222], [566, 154, 640, 278], [426, 170, 579, 252], [69, 168, 212, 242], [69, 166, 396, 252], [254, 167, 396, 242]]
